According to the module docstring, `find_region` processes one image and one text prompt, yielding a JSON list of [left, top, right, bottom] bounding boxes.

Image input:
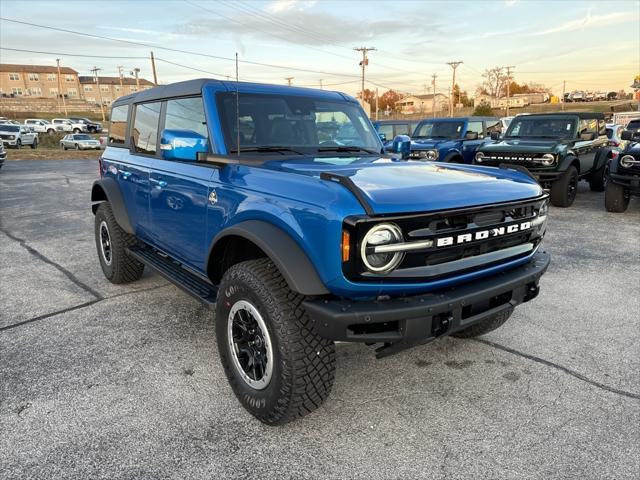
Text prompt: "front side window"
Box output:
[[132, 102, 161, 154], [466, 121, 484, 137], [414, 121, 465, 139], [217, 93, 379, 155], [165, 97, 208, 139], [506, 117, 576, 139], [108, 105, 129, 145]]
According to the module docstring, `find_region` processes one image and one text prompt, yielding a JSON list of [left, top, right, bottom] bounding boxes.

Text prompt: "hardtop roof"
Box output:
[[514, 112, 605, 120]]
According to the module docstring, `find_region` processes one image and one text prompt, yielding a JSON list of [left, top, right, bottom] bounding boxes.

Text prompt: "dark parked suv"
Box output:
[[475, 113, 611, 207], [605, 131, 640, 212]]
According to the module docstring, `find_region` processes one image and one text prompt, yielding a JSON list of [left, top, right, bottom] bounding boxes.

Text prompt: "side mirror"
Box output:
[[464, 131, 479, 140], [580, 132, 596, 141], [490, 131, 501, 141], [621, 130, 634, 141], [391, 135, 411, 160], [160, 129, 208, 161], [378, 132, 387, 142]]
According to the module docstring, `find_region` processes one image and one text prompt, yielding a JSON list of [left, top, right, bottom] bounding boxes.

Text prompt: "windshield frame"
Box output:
[[504, 116, 578, 140], [215, 92, 382, 157]]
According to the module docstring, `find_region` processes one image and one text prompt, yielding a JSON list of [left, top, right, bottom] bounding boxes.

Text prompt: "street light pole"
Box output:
[[446, 61, 463, 117], [56, 58, 67, 116]]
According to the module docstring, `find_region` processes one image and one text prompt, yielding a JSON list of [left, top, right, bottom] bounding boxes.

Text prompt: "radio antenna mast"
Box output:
[[235, 52, 240, 158]]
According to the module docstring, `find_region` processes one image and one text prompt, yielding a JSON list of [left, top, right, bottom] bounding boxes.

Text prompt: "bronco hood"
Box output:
[[480, 138, 568, 154], [263, 157, 543, 215]]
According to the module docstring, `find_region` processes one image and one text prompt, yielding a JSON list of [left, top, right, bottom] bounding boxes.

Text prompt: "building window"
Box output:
[[67, 88, 78, 97], [130, 86, 137, 92], [100, 85, 110, 92], [28, 73, 39, 81], [114, 86, 122, 92], [9, 73, 20, 81], [47, 73, 56, 81], [29, 87, 42, 96], [86, 97, 95, 103], [50, 88, 58, 96], [65, 75, 74, 82], [11, 87, 23, 95], [84, 85, 93, 92]]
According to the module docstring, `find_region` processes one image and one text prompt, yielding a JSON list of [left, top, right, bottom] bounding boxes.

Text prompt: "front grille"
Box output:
[[0, 134, 15, 140], [481, 152, 545, 165], [344, 197, 547, 282]]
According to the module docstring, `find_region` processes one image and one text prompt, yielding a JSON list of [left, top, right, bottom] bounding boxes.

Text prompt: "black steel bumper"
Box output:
[[304, 251, 550, 355]]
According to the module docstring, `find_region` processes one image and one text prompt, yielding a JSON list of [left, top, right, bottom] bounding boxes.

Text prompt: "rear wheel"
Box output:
[[30, 138, 37, 149], [94, 203, 144, 283], [216, 258, 336, 425], [47, 129, 55, 135], [452, 309, 513, 338], [73, 128, 81, 133], [605, 182, 629, 212], [550, 166, 578, 207], [588, 165, 607, 192]]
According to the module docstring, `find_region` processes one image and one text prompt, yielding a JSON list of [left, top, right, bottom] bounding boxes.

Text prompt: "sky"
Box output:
[[0, 0, 639, 98]]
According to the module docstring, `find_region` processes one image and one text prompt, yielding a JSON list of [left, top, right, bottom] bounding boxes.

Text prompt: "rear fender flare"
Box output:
[[90, 177, 134, 234]]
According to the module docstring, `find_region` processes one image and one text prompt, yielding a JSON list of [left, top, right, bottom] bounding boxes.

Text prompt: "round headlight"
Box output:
[[426, 149, 438, 160], [620, 155, 637, 168], [416, 150, 428, 158], [540, 153, 555, 166], [10, 135, 15, 140], [475, 151, 485, 162], [360, 223, 404, 273]]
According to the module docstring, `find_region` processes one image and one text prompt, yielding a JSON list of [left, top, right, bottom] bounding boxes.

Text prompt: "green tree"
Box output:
[[473, 101, 493, 116]]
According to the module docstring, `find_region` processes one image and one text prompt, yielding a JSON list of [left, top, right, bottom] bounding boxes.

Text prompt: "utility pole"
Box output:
[[131, 68, 140, 89], [505, 65, 515, 116], [561, 80, 566, 111], [431, 73, 437, 118], [55, 58, 67, 116], [354, 47, 376, 104], [375, 88, 379, 121], [446, 61, 463, 117], [117, 66, 124, 89], [150, 51, 158, 86], [319, 79, 323, 90], [90, 66, 105, 122], [285, 77, 294, 86]]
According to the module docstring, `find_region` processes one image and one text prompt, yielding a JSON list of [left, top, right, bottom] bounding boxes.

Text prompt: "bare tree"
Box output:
[[482, 67, 508, 98]]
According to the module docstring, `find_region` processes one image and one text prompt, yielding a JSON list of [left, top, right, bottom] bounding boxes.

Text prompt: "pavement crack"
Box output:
[[0, 283, 171, 332], [473, 338, 640, 401], [0, 225, 103, 300]]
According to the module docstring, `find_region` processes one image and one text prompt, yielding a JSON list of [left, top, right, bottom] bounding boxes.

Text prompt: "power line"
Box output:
[[0, 47, 148, 59]]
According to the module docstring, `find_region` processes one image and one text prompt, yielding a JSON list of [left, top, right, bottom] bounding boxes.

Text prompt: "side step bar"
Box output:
[[127, 244, 218, 307]]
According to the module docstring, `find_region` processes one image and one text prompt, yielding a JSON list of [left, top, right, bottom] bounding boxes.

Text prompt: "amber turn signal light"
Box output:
[[341, 230, 351, 262]]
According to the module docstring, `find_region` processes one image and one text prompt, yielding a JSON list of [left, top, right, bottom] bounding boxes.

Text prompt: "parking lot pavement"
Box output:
[[1, 159, 639, 480]]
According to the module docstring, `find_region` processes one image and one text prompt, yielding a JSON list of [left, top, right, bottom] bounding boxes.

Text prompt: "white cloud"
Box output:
[[505, 0, 519, 6], [266, 0, 316, 13], [527, 10, 639, 36]]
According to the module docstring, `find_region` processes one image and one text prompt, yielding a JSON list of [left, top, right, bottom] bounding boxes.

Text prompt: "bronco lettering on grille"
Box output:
[[435, 221, 532, 248]]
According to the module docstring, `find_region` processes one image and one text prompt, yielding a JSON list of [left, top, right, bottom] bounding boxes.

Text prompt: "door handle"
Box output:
[[150, 178, 167, 188], [120, 170, 132, 178]]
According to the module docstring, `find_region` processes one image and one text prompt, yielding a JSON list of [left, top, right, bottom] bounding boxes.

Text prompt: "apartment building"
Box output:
[[0, 63, 82, 99], [78, 76, 154, 105]]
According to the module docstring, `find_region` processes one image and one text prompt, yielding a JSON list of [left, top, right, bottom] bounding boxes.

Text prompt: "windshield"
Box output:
[[413, 121, 465, 139], [73, 134, 92, 140], [1, 125, 20, 132], [505, 117, 576, 139], [217, 93, 380, 155]]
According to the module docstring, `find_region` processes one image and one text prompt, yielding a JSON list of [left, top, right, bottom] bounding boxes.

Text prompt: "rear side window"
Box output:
[[377, 124, 394, 138], [108, 105, 129, 145], [133, 102, 161, 154], [165, 97, 208, 139]]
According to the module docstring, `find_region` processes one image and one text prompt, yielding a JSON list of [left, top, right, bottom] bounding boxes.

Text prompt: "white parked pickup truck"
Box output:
[[24, 119, 57, 135], [0, 124, 38, 148], [52, 118, 88, 133]]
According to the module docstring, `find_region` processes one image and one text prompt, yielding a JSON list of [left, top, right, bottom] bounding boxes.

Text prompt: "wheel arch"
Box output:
[[207, 220, 329, 296], [559, 155, 580, 174], [91, 178, 134, 234]]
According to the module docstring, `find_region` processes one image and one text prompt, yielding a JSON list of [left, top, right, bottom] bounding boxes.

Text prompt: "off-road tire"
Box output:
[[216, 258, 336, 425], [94, 202, 144, 283], [451, 308, 513, 338], [588, 165, 607, 192], [550, 166, 578, 207], [604, 182, 629, 213], [30, 139, 38, 150]]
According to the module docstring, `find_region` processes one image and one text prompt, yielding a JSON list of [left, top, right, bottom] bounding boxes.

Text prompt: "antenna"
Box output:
[[235, 52, 240, 158]]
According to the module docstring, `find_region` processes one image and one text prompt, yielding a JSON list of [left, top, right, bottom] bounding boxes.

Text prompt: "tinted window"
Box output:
[[507, 117, 576, 139], [486, 120, 502, 134], [165, 97, 208, 139], [377, 124, 394, 139], [1, 125, 19, 132], [108, 105, 129, 145], [466, 121, 484, 137], [394, 124, 410, 136], [578, 118, 597, 134], [74, 134, 91, 140], [414, 121, 465, 139], [133, 102, 161, 154], [626, 120, 640, 130]]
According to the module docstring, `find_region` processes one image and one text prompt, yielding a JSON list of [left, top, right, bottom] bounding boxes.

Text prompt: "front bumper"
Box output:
[[608, 172, 640, 193], [1, 139, 17, 146], [304, 251, 550, 355]]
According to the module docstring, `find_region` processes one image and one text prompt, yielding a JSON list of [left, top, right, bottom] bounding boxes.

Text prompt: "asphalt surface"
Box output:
[[1, 159, 639, 480]]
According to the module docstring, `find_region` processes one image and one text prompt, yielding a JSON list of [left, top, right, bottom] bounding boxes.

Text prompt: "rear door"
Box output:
[[575, 118, 607, 174], [148, 96, 215, 271]]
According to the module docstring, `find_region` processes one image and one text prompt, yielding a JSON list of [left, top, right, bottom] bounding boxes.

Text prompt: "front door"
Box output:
[[575, 118, 608, 174]]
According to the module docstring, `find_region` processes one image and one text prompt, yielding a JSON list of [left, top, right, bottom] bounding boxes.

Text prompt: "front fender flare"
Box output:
[[558, 155, 579, 173], [592, 147, 612, 172], [91, 178, 134, 234], [208, 220, 329, 296]]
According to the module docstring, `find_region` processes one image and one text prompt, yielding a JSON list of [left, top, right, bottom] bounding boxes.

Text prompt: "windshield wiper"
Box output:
[[229, 146, 305, 155], [317, 146, 377, 154]]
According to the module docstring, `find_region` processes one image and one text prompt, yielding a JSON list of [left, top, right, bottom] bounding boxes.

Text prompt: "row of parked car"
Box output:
[[374, 113, 640, 212], [0, 116, 104, 150]]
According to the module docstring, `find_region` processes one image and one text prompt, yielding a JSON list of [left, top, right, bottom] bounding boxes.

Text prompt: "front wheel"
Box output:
[[47, 129, 55, 135], [75, 144, 80, 150], [30, 139, 38, 149], [216, 258, 336, 425], [15, 140, 21, 149], [550, 166, 578, 207], [73, 128, 81, 133], [452, 309, 513, 338], [605, 182, 629, 212]]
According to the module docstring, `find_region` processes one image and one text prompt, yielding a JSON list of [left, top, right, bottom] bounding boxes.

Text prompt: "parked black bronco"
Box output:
[[474, 113, 612, 207], [605, 131, 640, 212]]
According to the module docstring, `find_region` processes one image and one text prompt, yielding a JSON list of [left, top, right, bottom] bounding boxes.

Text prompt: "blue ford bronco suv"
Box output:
[[408, 117, 501, 163], [91, 79, 550, 425]]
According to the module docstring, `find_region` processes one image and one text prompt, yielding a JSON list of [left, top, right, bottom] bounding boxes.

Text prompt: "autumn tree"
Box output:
[[379, 89, 402, 111]]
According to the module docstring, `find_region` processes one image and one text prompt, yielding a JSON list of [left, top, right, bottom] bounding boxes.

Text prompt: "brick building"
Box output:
[[78, 76, 154, 105], [0, 63, 82, 99]]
